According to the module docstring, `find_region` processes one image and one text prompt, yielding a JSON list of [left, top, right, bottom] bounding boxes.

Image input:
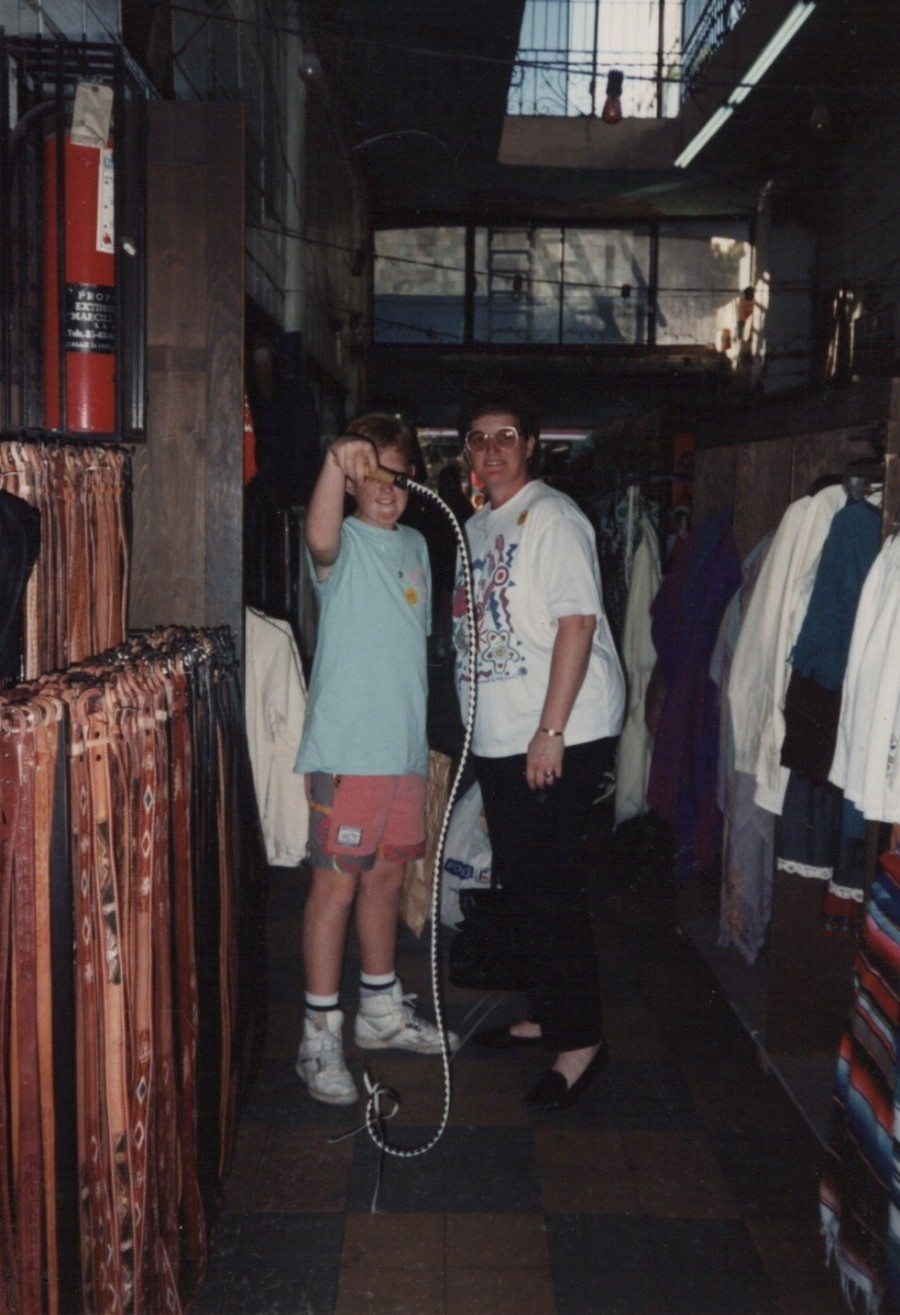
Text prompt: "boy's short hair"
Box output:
[[346, 413, 417, 468]]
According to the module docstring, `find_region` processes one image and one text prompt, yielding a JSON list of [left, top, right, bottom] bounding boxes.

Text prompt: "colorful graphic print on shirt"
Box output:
[[454, 532, 527, 685]]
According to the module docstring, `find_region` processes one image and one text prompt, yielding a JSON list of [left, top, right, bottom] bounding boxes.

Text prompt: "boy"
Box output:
[[294, 414, 458, 1105]]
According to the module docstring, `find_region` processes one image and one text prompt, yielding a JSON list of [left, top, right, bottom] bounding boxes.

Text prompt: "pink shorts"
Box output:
[[306, 772, 426, 875]]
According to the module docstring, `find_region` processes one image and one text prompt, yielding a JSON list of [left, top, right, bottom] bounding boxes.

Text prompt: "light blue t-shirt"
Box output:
[[294, 516, 431, 776]]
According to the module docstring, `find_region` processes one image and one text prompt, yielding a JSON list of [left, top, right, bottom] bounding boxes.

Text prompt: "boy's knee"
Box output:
[[360, 860, 404, 896], [310, 866, 361, 909]]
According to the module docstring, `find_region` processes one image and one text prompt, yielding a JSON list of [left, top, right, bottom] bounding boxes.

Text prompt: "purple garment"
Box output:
[[647, 509, 742, 883]]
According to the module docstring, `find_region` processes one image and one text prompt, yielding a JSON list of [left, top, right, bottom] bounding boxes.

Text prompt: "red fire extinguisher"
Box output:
[[43, 133, 116, 433]]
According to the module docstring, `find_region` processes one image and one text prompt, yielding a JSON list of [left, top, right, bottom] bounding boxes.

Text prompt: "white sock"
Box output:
[[305, 992, 339, 1013], [359, 972, 397, 998]]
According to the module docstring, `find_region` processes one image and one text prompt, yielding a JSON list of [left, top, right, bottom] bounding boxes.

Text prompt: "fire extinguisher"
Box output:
[[43, 133, 116, 433]]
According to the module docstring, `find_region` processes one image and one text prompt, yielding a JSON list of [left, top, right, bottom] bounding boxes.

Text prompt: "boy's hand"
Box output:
[[329, 436, 379, 491]]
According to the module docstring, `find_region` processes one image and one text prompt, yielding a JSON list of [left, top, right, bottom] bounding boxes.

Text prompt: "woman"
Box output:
[[452, 385, 625, 1109]]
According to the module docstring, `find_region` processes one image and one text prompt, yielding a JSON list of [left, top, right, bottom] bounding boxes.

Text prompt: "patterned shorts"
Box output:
[[306, 772, 426, 875]]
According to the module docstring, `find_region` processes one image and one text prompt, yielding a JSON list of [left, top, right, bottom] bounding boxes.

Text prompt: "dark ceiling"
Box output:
[[309, 0, 526, 217], [308, 0, 900, 229]]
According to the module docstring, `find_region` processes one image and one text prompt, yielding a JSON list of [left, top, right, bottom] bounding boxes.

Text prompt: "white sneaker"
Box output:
[[296, 1009, 359, 1106], [354, 981, 460, 1055]]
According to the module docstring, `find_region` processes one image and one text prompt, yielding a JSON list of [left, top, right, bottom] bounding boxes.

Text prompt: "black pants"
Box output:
[[472, 737, 616, 1052]]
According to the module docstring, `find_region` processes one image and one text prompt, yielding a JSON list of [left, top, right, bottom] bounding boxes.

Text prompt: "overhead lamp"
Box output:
[[602, 70, 624, 125], [675, 0, 817, 167]]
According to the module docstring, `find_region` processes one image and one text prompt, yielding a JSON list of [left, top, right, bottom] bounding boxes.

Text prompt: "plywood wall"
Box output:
[[129, 102, 244, 646]]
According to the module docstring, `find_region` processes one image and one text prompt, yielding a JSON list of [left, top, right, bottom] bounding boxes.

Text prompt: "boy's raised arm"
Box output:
[[305, 436, 378, 578]]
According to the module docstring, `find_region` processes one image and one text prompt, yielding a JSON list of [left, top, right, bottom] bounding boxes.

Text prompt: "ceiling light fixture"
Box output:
[[602, 70, 624, 125], [674, 0, 817, 168]]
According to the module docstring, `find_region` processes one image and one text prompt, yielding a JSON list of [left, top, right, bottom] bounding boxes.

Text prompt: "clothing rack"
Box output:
[[0, 625, 266, 1315]]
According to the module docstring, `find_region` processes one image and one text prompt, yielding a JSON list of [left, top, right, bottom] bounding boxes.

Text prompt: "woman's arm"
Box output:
[[305, 436, 376, 579], [525, 613, 596, 789]]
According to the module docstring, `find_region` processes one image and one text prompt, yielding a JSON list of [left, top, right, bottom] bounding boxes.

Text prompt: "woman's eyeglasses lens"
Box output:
[[465, 427, 520, 452]]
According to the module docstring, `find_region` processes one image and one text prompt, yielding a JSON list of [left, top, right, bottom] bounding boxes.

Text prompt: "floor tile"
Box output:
[[747, 1218, 849, 1315], [244, 1126, 356, 1213], [195, 1213, 343, 1312], [545, 1217, 668, 1315], [680, 1055, 813, 1138], [622, 1129, 742, 1218], [448, 1069, 531, 1128], [341, 1211, 445, 1268], [333, 1265, 446, 1315], [533, 1127, 642, 1215], [649, 1217, 783, 1314], [445, 1212, 551, 1269], [710, 1129, 824, 1219], [346, 1127, 543, 1214], [446, 1263, 557, 1315]]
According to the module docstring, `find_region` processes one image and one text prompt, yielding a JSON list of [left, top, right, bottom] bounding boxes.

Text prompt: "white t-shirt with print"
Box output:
[[453, 479, 625, 758]]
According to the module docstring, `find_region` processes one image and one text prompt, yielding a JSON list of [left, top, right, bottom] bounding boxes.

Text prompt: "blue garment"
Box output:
[[647, 509, 742, 883], [294, 516, 431, 775], [790, 498, 881, 689]]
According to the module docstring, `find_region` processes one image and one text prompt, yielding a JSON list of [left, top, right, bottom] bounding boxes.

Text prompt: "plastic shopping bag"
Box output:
[[440, 780, 492, 929]]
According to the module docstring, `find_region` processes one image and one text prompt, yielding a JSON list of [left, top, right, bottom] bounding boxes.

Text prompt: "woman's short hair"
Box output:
[[456, 384, 542, 475], [346, 412, 418, 468], [456, 384, 540, 444]]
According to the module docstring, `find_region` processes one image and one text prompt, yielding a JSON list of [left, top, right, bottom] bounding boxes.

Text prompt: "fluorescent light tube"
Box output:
[[675, 0, 817, 167], [675, 104, 735, 166]]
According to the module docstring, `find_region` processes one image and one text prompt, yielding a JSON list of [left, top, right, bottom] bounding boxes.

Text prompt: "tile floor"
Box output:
[[193, 811, 849, 1315]]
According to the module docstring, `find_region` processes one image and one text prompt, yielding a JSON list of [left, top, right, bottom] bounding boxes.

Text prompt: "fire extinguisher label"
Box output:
[[97, 148, 115, 253], [64, 283, 116, 354]]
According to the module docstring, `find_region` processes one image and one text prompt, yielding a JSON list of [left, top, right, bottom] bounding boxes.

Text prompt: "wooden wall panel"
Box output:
[[692, 445, 737, 529], [732, 436, 793, 558], [790, 428, 881, 499], [130, 103, 244, 645], [132, 377, 207, 623]]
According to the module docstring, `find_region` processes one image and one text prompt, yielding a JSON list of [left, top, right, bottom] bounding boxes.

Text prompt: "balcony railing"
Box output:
[[507, 0, 681, 120], [681, 0, 749, 94]]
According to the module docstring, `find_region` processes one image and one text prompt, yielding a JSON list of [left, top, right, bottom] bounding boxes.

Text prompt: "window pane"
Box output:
[[561, 228, 651, 344], [509, 0, 681, 118], [656, 221, 751, 346], [473, 228, 562, 344], [373, 228, 466, 343]]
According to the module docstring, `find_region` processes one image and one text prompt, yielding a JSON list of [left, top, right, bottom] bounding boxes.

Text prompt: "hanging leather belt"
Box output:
[[0, 626, 255, 1315]]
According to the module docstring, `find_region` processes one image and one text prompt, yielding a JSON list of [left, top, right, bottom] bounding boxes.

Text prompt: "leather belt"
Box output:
[[0, 626, 254, 1315], [0, 442, 130, 680]]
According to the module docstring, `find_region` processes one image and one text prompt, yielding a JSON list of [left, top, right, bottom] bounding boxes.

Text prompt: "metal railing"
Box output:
[[507, 0, 673, 120], [681, 0, 749, 94]]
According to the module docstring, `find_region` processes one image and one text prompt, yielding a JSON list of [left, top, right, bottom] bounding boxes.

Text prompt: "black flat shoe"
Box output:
[[524, 1041, 609, 1110], [474, 1024, 546, 1051]]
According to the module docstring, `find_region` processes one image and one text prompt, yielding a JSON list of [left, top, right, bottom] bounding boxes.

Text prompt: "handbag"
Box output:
[[448, 883, 528, 992]]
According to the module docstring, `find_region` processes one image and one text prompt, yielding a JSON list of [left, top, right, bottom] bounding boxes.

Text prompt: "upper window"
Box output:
[[373, 220, 752, 349], [373, 228, 467, 344], [508, 0, 684, 119]]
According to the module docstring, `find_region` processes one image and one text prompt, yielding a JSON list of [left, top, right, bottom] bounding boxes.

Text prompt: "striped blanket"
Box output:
[[820, 852, 900, 1314]]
